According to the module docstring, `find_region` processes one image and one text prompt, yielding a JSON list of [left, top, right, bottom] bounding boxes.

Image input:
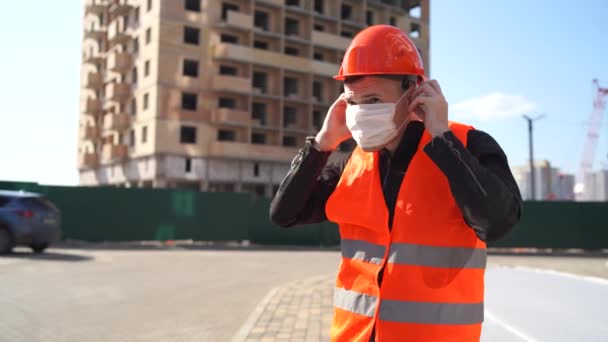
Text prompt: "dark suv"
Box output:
[[0, 190, 61, 253]]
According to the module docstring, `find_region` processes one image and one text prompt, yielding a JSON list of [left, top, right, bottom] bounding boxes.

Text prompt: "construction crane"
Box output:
[[574, 79, 608, 200]]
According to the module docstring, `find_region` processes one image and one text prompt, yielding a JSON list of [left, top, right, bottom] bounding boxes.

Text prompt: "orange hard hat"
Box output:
[[334, 25, 425, 81]]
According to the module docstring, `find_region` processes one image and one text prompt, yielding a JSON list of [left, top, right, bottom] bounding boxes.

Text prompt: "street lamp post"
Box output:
[[522, 114, 545, 200]]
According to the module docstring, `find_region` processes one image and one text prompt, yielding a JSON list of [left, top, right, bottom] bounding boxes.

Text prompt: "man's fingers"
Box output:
[[408, 96, 430, 113], [429, 80, 443, 95], [411, 82, 438, 99]]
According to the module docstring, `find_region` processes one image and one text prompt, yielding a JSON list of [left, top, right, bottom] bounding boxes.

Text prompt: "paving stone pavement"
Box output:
[[233, 275, 336, 342]]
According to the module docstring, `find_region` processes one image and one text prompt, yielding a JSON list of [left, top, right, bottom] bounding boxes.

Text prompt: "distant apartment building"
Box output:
[[78, 0, 430, 196], [582, 169, 608, 201], [512, 161, 575, 201]]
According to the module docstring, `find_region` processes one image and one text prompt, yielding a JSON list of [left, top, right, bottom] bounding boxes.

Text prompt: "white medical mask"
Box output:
[[345, 92, 409, 150]]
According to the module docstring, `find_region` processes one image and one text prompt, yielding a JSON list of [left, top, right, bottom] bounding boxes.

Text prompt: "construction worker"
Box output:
[[270, 25, 522, 342]]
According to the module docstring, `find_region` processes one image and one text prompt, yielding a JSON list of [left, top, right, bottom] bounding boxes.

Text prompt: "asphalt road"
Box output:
[[1, 247, 607, 342]]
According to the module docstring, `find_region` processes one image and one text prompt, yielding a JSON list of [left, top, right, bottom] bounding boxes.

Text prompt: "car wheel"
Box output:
[[30, 243, 48, 254], [0, 228, 13, 254]]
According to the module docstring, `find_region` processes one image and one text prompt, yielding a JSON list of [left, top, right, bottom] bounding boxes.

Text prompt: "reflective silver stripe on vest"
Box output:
[[380, 300, 484, 325], [334, 288, 378, 318], [341, 239, 386, 265], [388, 243, 487, 269]]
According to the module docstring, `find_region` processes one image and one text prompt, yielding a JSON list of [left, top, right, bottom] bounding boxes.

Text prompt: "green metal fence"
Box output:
[[1, 181, 607, 248]]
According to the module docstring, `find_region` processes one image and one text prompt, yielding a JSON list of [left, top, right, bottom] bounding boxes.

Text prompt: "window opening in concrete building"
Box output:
[[146, 28, 151, 44], [130, 99, 137, 116], [185, 0, 201, 12], [341, 4, 352, 20], [181, 92, 198, 111], [218, 129, 236, 141], [313, 110, 323, 130], [410, 22, 420, 39], [284, 77, 298, 97], [254, 40, 269, 50], [285, 18, 299, 36], [254, 11, 269, 31], [144, 60, 150, 77], [219, 97, 236, 108], [313, 52, 323, 61], [366, 10, 374, 25], [142, 126, 148, 143], [180, 126, 197, 144], [184, 26, 200, 45], [147, 0, 152, 12], [409, 5, 421, 18], [252, 133, 266, 144], [253, 163, 260, 177], [185, 158, 192, 172], [130, 130, 135, 147], [220, 65, 238, 76], [143, 93, 149, 110], [132, 67, 138, 84], [183, 59, 199, 77], [283, 107, 297, 127], [220, 34, 238, 43], [222, 3, 239, 20], [313, 81, 323, 102], [314, 24, 324, 31], [284, 46, 299, 56], [389, 16, 396, 26], [283, 135, 297, 147], [314, 0, 324, 14], [286, 0, 300, 6], [341, 30, 353, 38], [253, 72, 268, 93], [133, 37, 139, 53], [252, 102, 267, 125]]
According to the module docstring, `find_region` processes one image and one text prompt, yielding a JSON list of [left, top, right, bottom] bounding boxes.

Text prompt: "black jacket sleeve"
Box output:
[[269, 139, 351, 227], [424, 130, 523, 243]]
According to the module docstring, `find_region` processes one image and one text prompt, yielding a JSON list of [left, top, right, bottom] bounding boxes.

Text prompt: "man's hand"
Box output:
[[314, 94, 351, 151], [408, 80, 449, 137]]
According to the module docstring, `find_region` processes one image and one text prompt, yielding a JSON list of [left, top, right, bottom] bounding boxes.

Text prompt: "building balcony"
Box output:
[[214, 43, 310, 74], [109, 0, 133, 16], [106, 82, 131, 102], [79, 152, 99, 169], [84, 27, 107, 41], [102, 144, 128, 163], [82, 98, 102, 115], [84, 72, 103, 89], [81, 126, 100, 140], [311, 30, 351, 50], [212, 75, 251, 93], [103, 112, 130, 131], [211, 108, 250, 125], [223, 11, 253, 30], [209, 141, 298, 162], [108, 21, 132, 46], [85, 0, 108, 14], [256, 0, 283, 7], [107, 51, 132, 73], [311, 60, 338, 78], [82, 50, 105, 65]]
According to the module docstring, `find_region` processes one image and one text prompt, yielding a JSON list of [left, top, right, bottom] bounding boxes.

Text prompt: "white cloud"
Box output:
[[450, 92, 537, 121]]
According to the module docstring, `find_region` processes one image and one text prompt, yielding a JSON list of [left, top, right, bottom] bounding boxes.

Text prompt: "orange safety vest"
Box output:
[[326, 122, 486, 342]]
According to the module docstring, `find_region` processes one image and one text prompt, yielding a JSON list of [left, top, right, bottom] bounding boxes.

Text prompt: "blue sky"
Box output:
[[0, 1, 607, 185]]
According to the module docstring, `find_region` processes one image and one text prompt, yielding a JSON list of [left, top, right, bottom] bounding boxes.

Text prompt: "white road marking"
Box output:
[[485, 310, 539, 342]]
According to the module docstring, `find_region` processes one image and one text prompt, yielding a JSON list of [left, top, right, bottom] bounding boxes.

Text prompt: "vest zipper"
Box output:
[[371, 154, 394, 341]]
